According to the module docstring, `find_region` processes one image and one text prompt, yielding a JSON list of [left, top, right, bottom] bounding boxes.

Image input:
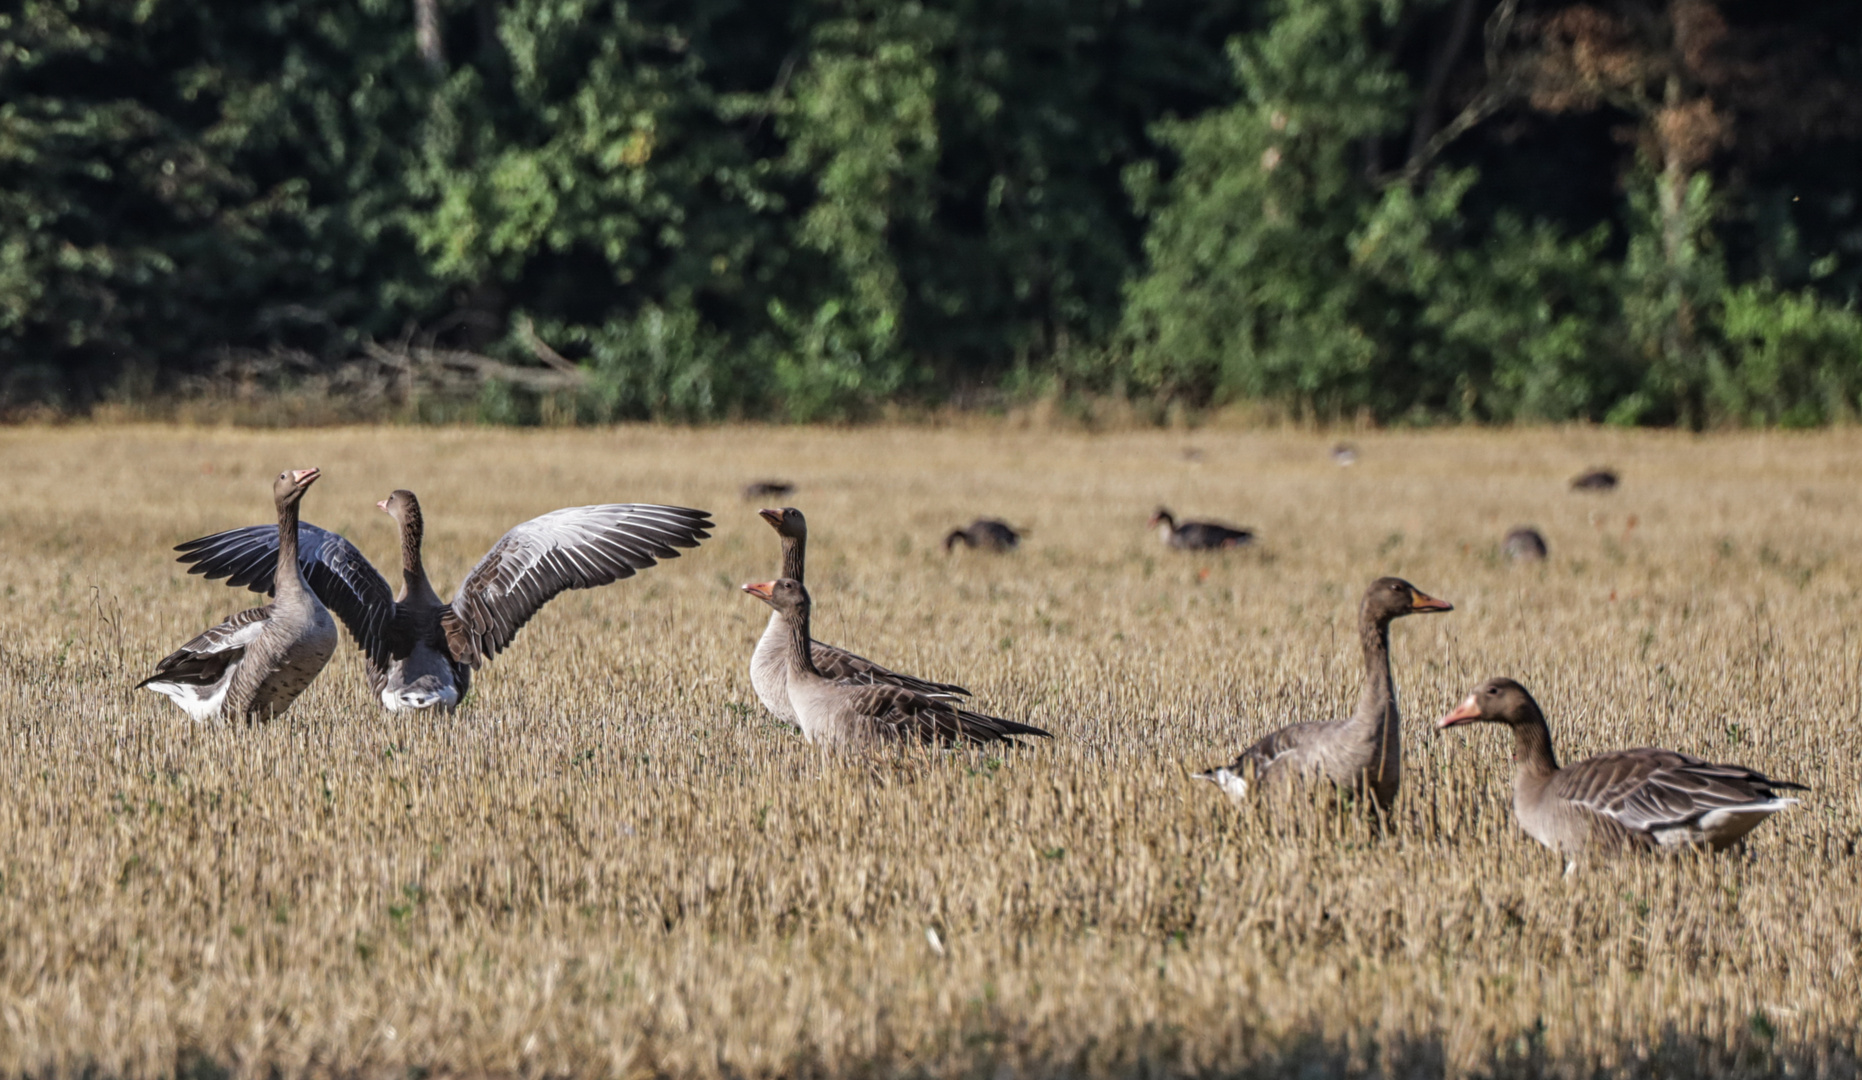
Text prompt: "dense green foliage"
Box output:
[[1, 0, 1858, 423]]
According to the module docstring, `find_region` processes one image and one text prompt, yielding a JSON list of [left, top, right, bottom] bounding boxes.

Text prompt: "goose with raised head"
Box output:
[[743, 578, 1051, 747], [171, 489, 712, 711], [1149, 508, 1253, 551], [751, 507, 970, 729], [944, 519, 1020, 553], [1196, 577, 1453, 808], [139, 468, 338, 721], [1438, 677, 1804, 861]]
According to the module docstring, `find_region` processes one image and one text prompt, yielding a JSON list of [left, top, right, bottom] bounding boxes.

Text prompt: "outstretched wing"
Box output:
[[173, 523, 396, 667], [835, 677, 1051, 746], [442, 503, 713, 667], [810, 640, 970, 699]]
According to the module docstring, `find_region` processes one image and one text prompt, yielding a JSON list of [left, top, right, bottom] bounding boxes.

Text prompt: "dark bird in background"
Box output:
[[742, 480, 795, 500], [1149, 507, 1254, 551], [944, 519, 1021, 553], [1504, 526, 1548, 561], [1570, 468, 1618, 491]]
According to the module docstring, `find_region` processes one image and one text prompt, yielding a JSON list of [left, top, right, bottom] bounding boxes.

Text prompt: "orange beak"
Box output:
[[757, 508, 783, 527], [290, 468, 320, 486], [741, 581, 776, 602], [1410, 589, 1453, 612], [1438, 695, 1482, 729]]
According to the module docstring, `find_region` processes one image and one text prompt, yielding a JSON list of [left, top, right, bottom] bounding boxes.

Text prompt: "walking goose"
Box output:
[[170, 489, 712, 711], [751, 507, 971, 729], [1439, 678, 1805, 859], [742, 578, 1051, 747], [1149, 508, 1254, 551], [139, 468, 338, 721], [1195, 577, 1453, 808], [944, 519, 1021, 553]]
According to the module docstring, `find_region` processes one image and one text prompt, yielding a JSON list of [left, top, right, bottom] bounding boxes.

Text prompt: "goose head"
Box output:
[[1363, 576, 1453, 623], [742, 577, 809, 618], [376, 489, 421, 525], [1439, 677, 1540, 729], [757, 507, 807, 541], [272, 467, 320, 508]]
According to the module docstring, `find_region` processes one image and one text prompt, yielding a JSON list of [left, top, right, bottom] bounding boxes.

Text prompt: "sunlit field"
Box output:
[[1, 422, 1857, 1079]]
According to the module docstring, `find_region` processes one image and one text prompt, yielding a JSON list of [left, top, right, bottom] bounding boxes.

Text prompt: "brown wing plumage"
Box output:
[[442, 503, 713, 666], [1550, 748, 1807, 840], [136, 606, 272, 688], [810, 641, 970, 699], [835, 679, 1051, 746], [1200, 719, 1334, 786]]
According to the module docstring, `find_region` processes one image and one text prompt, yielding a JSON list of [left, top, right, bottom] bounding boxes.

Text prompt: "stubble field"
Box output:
[[0, 422, 1858, 1080]]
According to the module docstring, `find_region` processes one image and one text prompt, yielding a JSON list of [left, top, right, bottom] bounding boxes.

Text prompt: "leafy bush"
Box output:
[[1713, 284, 1862, 427]]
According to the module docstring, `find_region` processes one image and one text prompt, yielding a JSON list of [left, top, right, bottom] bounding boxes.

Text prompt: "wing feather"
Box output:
[[173, 523, 396, 666], [443, 503, 713, 666]]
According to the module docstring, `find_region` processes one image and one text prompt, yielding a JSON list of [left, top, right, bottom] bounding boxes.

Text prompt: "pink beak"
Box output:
[[377, 497, 392, 512], [291, 468, 320, 485], [741, 581, 776, 602], [1438, 695, 1482, 729]]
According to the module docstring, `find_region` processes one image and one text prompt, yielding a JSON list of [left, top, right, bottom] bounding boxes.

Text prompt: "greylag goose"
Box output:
[[742, 578, 1051, 747], [171, 489, 712, 711], [1570, 468, 1619, 491], [751, 507, 970, 729], [1150, 508, 1254, 550], [944, 519, 1020, 553], [742, 480, 795, 500], [1330, 442, 1359, 466], [1439, 678, 1805, 859], [138, 469, 338, 721], [1195, 577, 1453, 808], [1504, 526, 1548, 561]]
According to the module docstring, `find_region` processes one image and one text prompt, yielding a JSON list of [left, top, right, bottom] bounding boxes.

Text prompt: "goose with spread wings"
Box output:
[[171, 489, 712, 711], [139, 468, 338, 722]]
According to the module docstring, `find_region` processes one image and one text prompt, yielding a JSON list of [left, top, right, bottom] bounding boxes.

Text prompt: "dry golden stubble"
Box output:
[[0, 423, 1856, 1080]]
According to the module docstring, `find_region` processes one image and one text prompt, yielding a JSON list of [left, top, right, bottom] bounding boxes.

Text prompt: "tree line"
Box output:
[[3, 0, 1860, 424]]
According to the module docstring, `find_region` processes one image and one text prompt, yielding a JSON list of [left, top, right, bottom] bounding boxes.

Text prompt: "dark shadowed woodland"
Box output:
[[3, 0, 1861, 425]]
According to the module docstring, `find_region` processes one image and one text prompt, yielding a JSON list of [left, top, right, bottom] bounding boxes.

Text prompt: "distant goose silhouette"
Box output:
[[1504, 526, 1548, 561], [944, 519, 1020, 553], [1149, 508, 1254, 551], [1570, 468, 1618, 491]]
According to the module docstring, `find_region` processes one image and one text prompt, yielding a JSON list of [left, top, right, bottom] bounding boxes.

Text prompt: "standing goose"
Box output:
[[1195, 577, 1453, 808], [170, 490, 712, 711], [1438, 678, 1805, 860], [743, 578, 1051, 747], [1149, 508, 1254, 551], [944, 519, 1021, 553], [751, 507, 972, 729], [139, 468, 338, 721]]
